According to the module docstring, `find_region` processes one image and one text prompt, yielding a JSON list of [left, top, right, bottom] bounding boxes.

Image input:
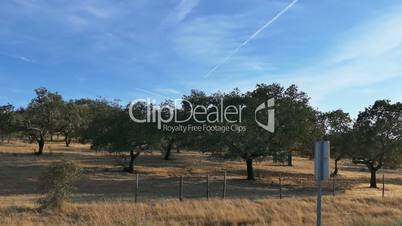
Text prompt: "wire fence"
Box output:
[[71, 171, 400, 203]]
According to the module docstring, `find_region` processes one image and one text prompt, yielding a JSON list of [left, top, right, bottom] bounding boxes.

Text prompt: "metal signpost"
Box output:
[[314, 141, 330, 226]]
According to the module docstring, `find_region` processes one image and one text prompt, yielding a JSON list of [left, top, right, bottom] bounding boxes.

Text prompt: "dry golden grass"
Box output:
[[1, 141, 402, 226], [0, 195, 401, 226]]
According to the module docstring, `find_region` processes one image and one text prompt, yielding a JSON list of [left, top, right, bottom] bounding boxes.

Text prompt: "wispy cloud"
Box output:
[[81, 4, 111, 18], [178, 4, 402, 111], [203, 0, 298, 78], [0, 52, 33, 63], [329, 11, 402, 65], [164, 0, 199, 25], [172, 0, 298, 81], [135, 88, 175, 100], [279, 6, 402, 102], [174, 15, 242, 64], [11, 0, 114, 32], [154, 88, 182, 95]]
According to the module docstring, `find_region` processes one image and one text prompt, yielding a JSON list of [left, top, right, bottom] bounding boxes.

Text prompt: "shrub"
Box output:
[[38, 160, 82, 210]]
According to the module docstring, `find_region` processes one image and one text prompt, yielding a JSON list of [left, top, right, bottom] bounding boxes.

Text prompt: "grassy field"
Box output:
[[1, 141, 402, 226]]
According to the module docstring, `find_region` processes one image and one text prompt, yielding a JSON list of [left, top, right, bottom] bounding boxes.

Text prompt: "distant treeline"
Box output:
[[0, 83, 401, 188]]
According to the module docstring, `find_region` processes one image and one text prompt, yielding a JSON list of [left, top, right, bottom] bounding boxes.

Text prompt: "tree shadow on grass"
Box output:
[[0, 206, 39, 214]]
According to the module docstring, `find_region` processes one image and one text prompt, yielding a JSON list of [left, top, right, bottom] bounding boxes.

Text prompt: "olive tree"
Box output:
[[59, 101, 81, 147], [274, 85, 318, 166], [89, 101, 159, 173], [24, 88, 64, 155], [0, 104, 15, 143], [321, 110, 353, 176], [193, 88, 273, 180], [353, 100, 402, 188]]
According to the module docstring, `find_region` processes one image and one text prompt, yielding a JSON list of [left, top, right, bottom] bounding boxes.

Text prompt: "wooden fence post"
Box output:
[[135, 173, 139, 203], [222, 171, 227, 199], [179, 176, 184, 201], [206, 175, 210, 200]]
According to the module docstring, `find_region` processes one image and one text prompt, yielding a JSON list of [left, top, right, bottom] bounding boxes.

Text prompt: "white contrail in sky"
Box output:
[[204, 0, 298, 78], [135, 88, 175, 100]]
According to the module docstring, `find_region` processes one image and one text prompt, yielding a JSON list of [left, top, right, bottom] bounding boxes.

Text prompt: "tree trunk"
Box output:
[[37, 137, 45, 155], [353, 159, 381, 188], [127, 150, 141, 173], [176, 146, 181, 153], [246, 159, 255, 180], [287, 151, 293, 166], [128, 150, 135, 173], [164, 142, 172, 160], [332, 159, 339, 176], [65, 135, 71, 147], [370, 168, 377, 188]]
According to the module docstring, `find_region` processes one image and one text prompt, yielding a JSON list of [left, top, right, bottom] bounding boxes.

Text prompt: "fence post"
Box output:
[[206, 175, 210, 200], [179, 176, 184, 201], [279, 175, 282, 199], [135, 173, 139, 203], [382, 174, 385, 198], [332, 176, 335, 197], [222, 171, 227, 199]]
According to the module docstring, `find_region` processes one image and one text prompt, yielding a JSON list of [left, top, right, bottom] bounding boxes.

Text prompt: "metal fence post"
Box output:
[[135, 173, 139, 203], [206, 175, 210, 200], [179, 176, 184, 201], [382, 174, 385, 198], [317, 180, 322, 226], [279, 175, 282, 199], [222, 171, 227, 199]]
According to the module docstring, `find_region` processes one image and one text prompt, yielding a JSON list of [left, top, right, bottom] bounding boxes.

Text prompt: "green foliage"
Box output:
[[353, 100, 402, 187], [73, 98, 119, 143], [268, 84, 322, 162], [26, 87, 64, 132], [321, 110, 353, 175], [38, 160, 82, 210], [0, 104, 15, 142], [6, 85, 402, 185], [353, 100, 402, 167], [89, 102, 159, 152], [23, 87, 64, 154], [181, 84, 322, 179], [59, 101, 82, 146], [86, 101, 158, 172]]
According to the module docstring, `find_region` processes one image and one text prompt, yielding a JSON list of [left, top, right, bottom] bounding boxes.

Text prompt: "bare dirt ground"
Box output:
[[1, 141, 402, 225]]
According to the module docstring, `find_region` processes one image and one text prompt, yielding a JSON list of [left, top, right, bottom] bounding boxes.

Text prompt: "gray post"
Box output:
[[317, 180, 322, 226], [382, 174, 385, 198], [315, 141, 330, 226], [222, 171, 227, 199], [135, 173, 139, 203], [206, 175, 210, 200], [179, 176, 184, 201]]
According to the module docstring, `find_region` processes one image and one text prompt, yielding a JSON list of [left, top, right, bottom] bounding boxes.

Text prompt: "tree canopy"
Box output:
[[1, 86, 401, 187], [352, 100, 402, 187]]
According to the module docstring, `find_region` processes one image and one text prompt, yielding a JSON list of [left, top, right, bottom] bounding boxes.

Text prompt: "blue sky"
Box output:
[[1, 0, 402, 118]]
